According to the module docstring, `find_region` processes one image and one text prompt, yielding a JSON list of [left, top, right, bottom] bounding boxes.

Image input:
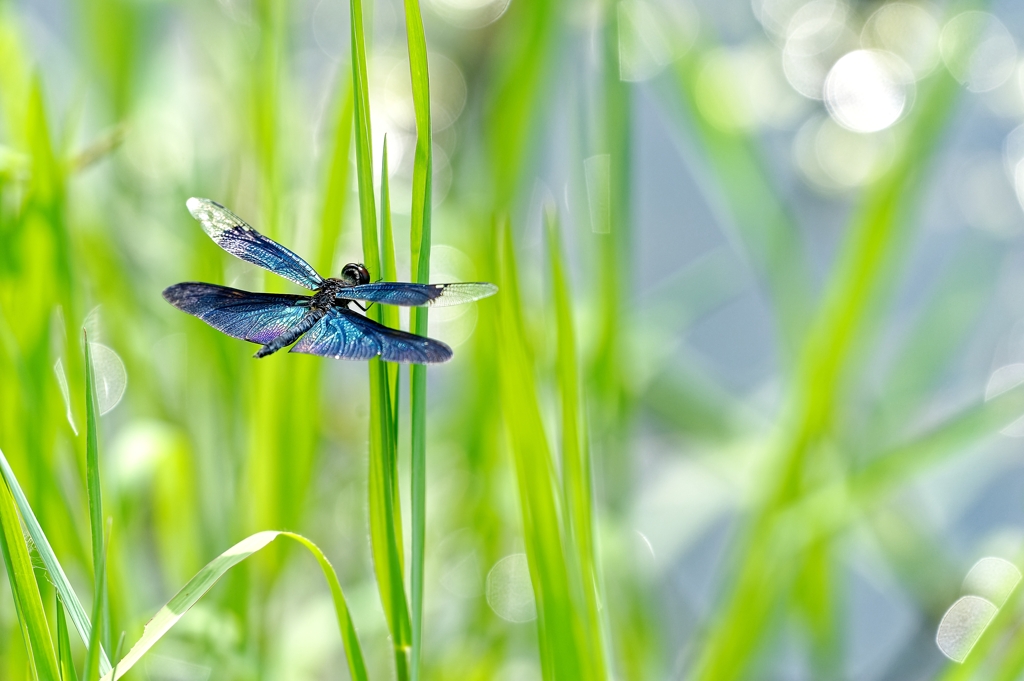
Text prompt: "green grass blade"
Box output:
[[98, 531, 368, 681], [349, 0, 378, 278], [400, 2, 431, 678], [545, 207, 607, 679], [0, 469, 60, 681], [380, 139, 401, 422], [56, 597, 78, 681], [83, 523, 107, 681], [317, 73, 354, 277], [695, 18, 969, 679], [0, 448, 110, 673], [669, 44, 812, 361], [497, 218, 585, 680], [485, 0, 560, 208], [83, 333, 110, 659], [349, 3, 411, 677]]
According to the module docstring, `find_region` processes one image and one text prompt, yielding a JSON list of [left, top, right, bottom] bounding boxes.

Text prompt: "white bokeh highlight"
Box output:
[[486, 554, 537, 623], [824, 50, 912, 132]]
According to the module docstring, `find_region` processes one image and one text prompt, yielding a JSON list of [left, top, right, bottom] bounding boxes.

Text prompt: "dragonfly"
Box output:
[[163, 198, 497, 363]]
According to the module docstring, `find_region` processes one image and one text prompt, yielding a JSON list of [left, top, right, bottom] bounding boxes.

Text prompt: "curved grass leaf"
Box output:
[[98, 531, 367, 681], [0, 447, 110, 674], [0, 470, 60, 681]]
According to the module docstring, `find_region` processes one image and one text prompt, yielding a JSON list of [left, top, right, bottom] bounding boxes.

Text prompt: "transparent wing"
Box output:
[[290, 308, 453, 363], [186, 197, 323, 290], [163, 282, 309, 344], [342, 282, 498, 307]]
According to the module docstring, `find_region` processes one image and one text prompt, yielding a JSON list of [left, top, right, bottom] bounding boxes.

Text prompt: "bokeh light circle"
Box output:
[[861, 2, 941, 78], [824, 49, 913, 132], [940, 11, 1017, 93]]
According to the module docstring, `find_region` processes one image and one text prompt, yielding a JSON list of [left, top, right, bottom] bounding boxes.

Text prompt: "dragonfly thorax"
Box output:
[[311, 278, 349, 310]]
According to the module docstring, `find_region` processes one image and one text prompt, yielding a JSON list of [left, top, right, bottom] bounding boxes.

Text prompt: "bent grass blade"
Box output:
[[99, 531, 368, 681], [0, 447, 111, 673], [0, 468, 60, 681]]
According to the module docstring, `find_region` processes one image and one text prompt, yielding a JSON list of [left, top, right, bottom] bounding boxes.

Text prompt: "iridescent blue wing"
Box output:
[[163, 282, 309, 344], [186, 198, 323, 290], [342, 282, 497, 307], [290, 308, 453, 363]]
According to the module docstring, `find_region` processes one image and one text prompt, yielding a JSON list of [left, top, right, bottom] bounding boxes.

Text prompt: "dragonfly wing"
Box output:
[[343, 282, 498, 307], [291, 308, 453, 363], [186, 198, 323, 290], [163, 282, 309, 344]]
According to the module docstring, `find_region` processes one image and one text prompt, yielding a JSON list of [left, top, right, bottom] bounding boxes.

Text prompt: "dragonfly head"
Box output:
[[340, 263, 371, 286]]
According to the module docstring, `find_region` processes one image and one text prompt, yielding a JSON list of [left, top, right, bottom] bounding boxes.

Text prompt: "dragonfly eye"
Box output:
[[341, 263, 370, 286]]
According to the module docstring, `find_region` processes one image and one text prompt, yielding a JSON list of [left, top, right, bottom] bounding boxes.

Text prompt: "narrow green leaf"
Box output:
[[380, 139, 401, 423], [350, 4, 411, 678], [317, 72, 354, 276], [83, 523, 107, 681], [56, 597, 79, 681], [695, 12, 970, 679], [546, 207, 607, 679], [98, 531, 368, 681], [0, 474, 60, 681], [669, 42, 813, 361], [497, 218, 586, 680], [0, 448, 110, 673], [83, 333, 110, 657], [485, 0, 560, 208], [400, 2, 432, 678], [349, 0, 378, 279]]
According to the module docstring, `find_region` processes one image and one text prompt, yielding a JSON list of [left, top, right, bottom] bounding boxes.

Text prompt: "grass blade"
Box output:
[[317, 71, 354, 277], [83, 522, 108, 681], [0, 448, 110, 673], [669, 42, 813, 361], [98, 531, 368, 681], [400, 2, 431, 678], [546, 207, 607, 678], [695, 20, 969, 679], [485, 0, 560, 208], [83, 333, 111, 660], [496, 218, 586, 680], [56, 597, 79, 681], [0, 469, 60, 681], [350, 2, 411, 677], [380, 139, 401, 422]]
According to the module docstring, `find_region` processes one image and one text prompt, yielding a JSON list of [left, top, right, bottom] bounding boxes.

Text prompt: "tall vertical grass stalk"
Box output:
[[84, 522, 109, 681], [400, 1, 431, 678], [83, 334, 111, 659], [56, 598, 79, 681], [546, 208, 608, 678], [350, 0, 412, 677], [496, 218, 591, 680], [380, 140, 401, 423]]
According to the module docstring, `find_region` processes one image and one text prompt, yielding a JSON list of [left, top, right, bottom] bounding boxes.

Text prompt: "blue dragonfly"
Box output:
[[163, 198, 497, 363]]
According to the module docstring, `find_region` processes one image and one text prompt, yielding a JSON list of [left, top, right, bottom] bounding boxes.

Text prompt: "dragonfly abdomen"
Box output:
[[254, 309, 325, 358]]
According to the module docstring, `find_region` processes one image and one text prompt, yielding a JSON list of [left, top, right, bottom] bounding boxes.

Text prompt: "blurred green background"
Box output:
[[6, 0, 1024, 678]]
